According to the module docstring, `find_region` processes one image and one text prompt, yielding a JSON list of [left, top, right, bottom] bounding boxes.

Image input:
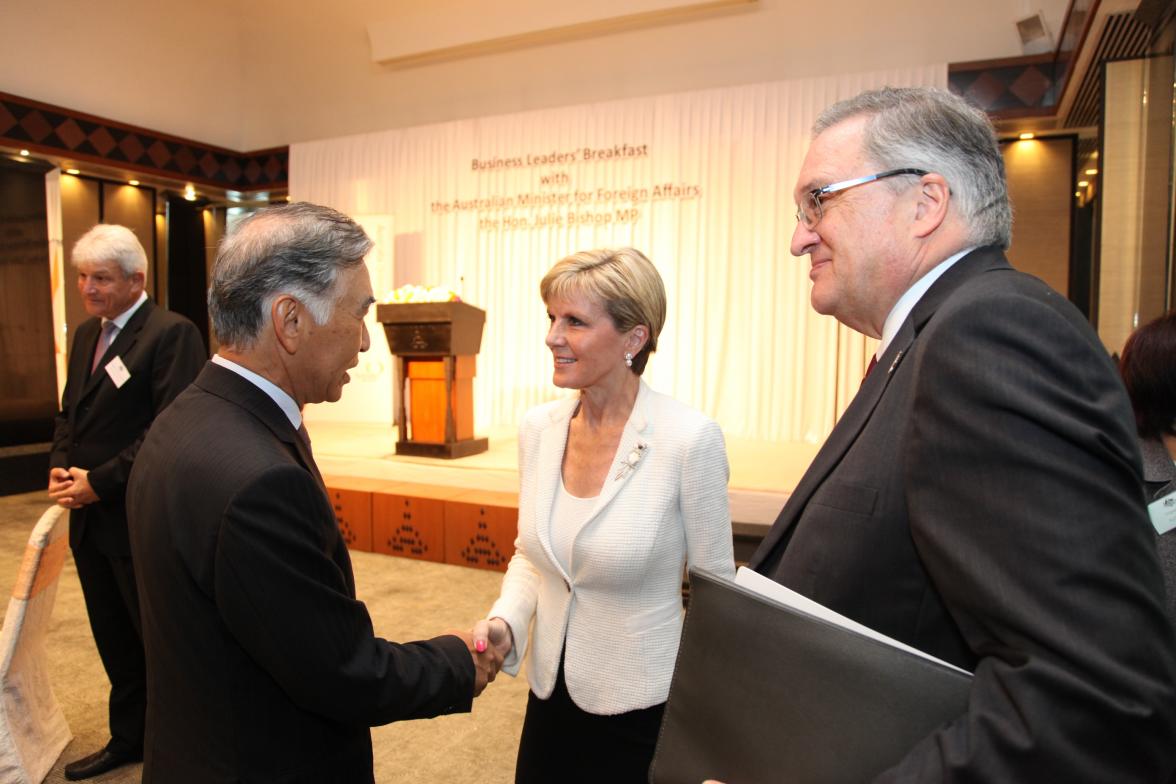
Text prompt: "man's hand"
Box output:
[[447, 629, 502, 697], [48, 466, 98, 508], [48, 467, 82, 509], [472, 617, 514, 661]]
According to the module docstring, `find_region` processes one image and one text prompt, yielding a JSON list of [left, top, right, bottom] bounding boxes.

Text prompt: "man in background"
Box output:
[[750, 87, 1176, 780], [49, 223, 205, 780], [126, 202, 499, 784]]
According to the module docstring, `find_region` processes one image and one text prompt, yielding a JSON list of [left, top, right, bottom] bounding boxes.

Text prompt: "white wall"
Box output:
[[0, 0, 1069, 152], [0, 0, 244, 149]]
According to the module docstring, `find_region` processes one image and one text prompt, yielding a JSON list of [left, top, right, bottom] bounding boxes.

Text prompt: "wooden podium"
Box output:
[[376, 301, 489, 459]]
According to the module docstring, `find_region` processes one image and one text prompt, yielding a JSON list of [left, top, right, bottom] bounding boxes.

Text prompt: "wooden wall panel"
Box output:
[[444, 493, 517, 572], [58, 174, 99, 355], [0, 158, 57, 444], [102, 183, 156, 297], [1002, 136, 1073, 298], [372, 491, 447, 563]]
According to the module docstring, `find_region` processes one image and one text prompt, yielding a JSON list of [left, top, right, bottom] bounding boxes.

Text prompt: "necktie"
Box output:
[[295, 423, 326, 489], [861, 354, 879, 387], [91, 321, 117, 374]]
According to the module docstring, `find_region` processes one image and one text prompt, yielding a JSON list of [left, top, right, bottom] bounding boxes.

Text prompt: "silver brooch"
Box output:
[[614, 442, 647, 480]]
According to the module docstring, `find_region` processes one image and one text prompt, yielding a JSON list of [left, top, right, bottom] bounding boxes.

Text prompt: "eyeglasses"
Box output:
[[795, 168, 929, 229]]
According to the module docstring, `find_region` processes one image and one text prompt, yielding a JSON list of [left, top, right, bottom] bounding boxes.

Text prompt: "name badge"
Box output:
[[104, 355, 131, 388], [1147, 490, 1176, 536]]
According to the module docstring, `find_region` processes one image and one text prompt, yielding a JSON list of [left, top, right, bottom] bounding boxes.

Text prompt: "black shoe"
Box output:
[[63, 747, 142, 781]]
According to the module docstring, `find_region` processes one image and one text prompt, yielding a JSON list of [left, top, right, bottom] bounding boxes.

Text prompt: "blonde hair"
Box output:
[[540, 247, 666, 375]]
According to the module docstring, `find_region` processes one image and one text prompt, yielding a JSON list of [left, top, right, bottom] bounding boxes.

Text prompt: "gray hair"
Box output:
[[208, 202, 373, 349], [71, 224, 148, 277], [814, 87, 1012, 249]]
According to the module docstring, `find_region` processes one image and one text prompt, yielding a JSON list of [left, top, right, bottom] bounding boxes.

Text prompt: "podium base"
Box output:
[[395, 437, 489, 460]]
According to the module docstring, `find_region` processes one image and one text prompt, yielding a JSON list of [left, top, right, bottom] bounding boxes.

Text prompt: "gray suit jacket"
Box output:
[[751, 246, 1176, 782]]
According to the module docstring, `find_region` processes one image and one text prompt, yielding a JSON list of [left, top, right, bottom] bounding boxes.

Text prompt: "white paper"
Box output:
[[104, 355, 131, 388], [734, 566, 972, 676]]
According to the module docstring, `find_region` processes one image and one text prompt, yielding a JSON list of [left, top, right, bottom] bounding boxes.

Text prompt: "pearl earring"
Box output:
[[624, 352, 633, 368]]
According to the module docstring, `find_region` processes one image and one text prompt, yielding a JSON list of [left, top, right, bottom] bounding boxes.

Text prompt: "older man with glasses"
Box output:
[[748, 87, 1176, 781]]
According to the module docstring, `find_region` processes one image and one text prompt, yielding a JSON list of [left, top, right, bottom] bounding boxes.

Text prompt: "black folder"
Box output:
[[650, 568, 972, 784]]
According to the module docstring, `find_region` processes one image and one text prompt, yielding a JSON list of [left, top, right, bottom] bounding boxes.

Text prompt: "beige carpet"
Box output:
[[0, 490, 528, 784]]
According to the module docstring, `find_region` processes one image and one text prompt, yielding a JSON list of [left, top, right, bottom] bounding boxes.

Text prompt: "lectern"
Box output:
[[376, 301, 489, 459]]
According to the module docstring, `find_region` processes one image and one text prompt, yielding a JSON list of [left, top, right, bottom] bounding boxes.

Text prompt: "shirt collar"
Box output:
[[211, 354, 302, 429], [103, 290, 148, 331], [877, 246, 977, 358]]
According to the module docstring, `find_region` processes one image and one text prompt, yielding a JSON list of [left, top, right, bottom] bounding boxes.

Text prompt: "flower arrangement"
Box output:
[[614, 441, 648, 480], [383, 284, 462, 303]]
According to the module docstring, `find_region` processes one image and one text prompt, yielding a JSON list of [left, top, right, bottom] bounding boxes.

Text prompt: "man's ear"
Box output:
[[272, 295, 304, 355], [129, 270, 146, 294], [911, 173, 951, 239]]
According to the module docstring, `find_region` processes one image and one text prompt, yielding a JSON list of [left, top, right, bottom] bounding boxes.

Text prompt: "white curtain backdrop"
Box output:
[[291, 64, 945, 443]]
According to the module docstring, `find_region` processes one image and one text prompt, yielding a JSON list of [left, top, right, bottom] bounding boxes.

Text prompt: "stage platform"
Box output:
[[312, 421, 816, 553]]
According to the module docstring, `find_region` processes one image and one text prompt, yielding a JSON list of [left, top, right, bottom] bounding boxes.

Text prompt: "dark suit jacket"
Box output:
[[50, 298, 205, 555], [751, 247, 1176, 782], [126, 362, 475, 784]]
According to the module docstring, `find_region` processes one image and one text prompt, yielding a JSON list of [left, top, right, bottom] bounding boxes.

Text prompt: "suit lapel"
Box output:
[[196, 362, 322, 490], [294, 426, 327, 492], [78, 299, 155, 401], [574, 382, 653, 543], [531, 382, 654, 578], [751, 326, 911, 567], [67, 318, 100, 412], [751, 246, 1009, 571], [533, 397, 577, 578]]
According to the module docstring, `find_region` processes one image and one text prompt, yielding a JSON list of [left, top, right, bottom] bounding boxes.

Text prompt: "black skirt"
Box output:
[[514, 659, 666, 784]]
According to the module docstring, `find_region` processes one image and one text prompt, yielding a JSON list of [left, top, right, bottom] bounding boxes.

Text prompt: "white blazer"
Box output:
[[489, 380, 735, 715]]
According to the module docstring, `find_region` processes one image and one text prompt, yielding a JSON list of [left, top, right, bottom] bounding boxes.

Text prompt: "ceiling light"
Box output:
[[1084, 169, 1098, 176], [128, 179, 140, 186], [19, 149, 29, 157], [65, 168, 80, 175], [1078, 180, 1089, 187], [1018, 132, 1035, 140]]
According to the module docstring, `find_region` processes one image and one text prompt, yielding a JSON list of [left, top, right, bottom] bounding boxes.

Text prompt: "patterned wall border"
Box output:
[[949, 54, 1067, 119], [0, 91, 287, 192]]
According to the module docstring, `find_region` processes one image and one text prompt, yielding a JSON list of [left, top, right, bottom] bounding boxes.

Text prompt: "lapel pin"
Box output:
[[888, 350, 905, 375]]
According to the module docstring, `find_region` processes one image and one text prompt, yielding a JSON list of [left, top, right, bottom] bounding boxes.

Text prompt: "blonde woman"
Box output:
[[474, 248, 735, 783]]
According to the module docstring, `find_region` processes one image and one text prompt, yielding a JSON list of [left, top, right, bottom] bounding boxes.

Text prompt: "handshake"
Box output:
[[449, 617, 513, 697]]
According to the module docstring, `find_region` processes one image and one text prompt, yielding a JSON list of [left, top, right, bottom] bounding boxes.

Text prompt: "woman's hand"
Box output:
[[472, 616, 514, 660]]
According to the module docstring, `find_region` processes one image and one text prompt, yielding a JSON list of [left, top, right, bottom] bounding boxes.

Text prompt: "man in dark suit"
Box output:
[[125, 202, 499, 784], [48, 223, 205, 780], [750, 87, 1176, 780]]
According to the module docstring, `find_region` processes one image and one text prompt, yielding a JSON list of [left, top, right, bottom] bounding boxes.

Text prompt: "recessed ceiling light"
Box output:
[[128, 179, 140, 186], [1084, 168, 1098, 176], [65, 168, 80, 175], [1018, 132, 1035, 140], [19, 149, 29, 157], [1078, 180, 1089, 187]]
